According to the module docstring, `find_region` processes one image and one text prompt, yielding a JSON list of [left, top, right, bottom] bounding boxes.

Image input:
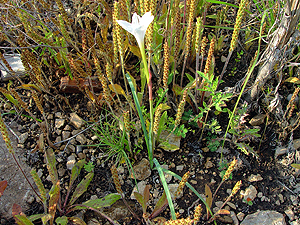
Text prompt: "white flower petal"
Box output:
[[117, 12, 154, 49], [117, 20, 134, 34]]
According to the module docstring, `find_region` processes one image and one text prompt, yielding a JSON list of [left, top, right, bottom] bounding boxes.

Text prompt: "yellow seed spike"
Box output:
[[195, 17, 203, 55], [113, 2, 122, 62], [30, 169, 47, 203], [193, 204, 202, 223], [153, 106, 162, 135], [200, 36, 208, 65], [0, 113, 14, 154], [163, 40, 170, 90], [231, 180, 242, 196], [10, 89, 30, 114], [229, 0, 247, 52], [163, 217, 193, 225], [223, 158, 237, 181], [110, 165, 123, 196], [175, 171, 190, 198], [31, 90, 44, 115], [54, 0, 71, 27], [123, 111, 130, 132], [184, 0, 196, 58], [204, 37, 215, 76], [58, 14, 72, 44], [105, 62, 113, 84], [175, 89, 188, 128]]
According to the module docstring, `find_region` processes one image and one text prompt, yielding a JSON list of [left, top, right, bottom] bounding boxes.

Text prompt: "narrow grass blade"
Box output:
[[153, 158, 176, 220]]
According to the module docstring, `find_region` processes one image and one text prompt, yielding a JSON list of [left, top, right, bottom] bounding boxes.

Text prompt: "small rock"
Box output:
[[90, 195, 98, 200], [91, 135, 98, 141], [76, 134, 87, 145], [290, 221, 300, 225], [293, 139, 300, 150], [62, 131, 71, 140], [19, 133, 29, 144], [176, 165, 184, 171], [190, 180, 197, 185], [275, 200, 280, 205], [78, 152, 86, 160], [67, 155, 76, 170], [275, 146, 288, 158], [47, 114, 54, 120], [27, 196, 35, 204], [285, 208, 295, 221], [70, 113, 85, 129], [205, 158, 214, 169], [257, 192, 263, 198], [240, 185, 257, 202], [215, 201, 223, 208], [179, 209, 184, 214], [168, 183, 181, 199], [290, 195, 298, 206], [161, 165, 172, 183], [37, 169, 43, 178], [249, 114, 266, 126], [248, 174, 263, 182], [55, 119, 65, 129], [131, 158, 151, 180], [227, 202, 236, 210], [278, 193, 284, 203], [58, 166, 66, 177], [231, 211, 239, 225], [202, 147, 210, 152], [241, 210, 286, 225], [55, 112, 64, 119], [170, 162, 175, 168], [237, 212, 245, 221], [130, 181, 147, 200], [64, 125, 72, 131]]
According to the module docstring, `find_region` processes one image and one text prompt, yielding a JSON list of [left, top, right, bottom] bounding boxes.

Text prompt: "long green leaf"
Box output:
[[153, 158, 176, 220], [69, 172, 94, 205], [70, 193, 121, 211], [45, 148, 58, 185], [49, 182, 60, 225], [125, 73, 150, 158], [69, 159, 86, 188], [14, 215, 34, 225]]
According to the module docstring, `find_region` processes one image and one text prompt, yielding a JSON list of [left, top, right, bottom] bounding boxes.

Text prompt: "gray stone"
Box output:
[[249, 114, 266, 126], [70, 113, 85, 129], [58, 166, 66, 177], [55, 112, 64, 119], [0, 54, 25, 80], [131, 158, 151, 180], [275, 146, 288, 158], [248, 174, 263, 182], [176, 165, 184, 171], [67, 155, 76, 170], [18, 132, 29, 144], [293, 139, 300, 150], [230, 211, 239, 225], [62, 131, 71, 140], [130, 181, 147, 200], [240, 185, 257, 202], [76, 134, 87, 145], [241, 210, 286, 225], [285, 208, 295, 221], [237, 212, 245, 221], [55, 119, 65, 129]]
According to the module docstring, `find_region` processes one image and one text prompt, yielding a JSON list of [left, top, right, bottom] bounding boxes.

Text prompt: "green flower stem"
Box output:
[[139, 42, 154, 167]]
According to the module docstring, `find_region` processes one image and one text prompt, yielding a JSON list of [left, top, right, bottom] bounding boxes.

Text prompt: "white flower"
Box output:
[[117, 12, 154, 48]]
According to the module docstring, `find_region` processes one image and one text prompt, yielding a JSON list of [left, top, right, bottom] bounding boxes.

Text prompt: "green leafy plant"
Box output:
[[19, 149, 121, 225], [84, 161, 95, 173]]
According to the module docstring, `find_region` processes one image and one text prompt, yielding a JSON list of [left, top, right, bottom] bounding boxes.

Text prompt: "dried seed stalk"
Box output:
[[174, 89, 188, 128], [223, 158, 237, 181], [204, 37, 215, 76], [163, 40, 170, 90], [110, 165, 123, 196], [175, 171, 190, 198]]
